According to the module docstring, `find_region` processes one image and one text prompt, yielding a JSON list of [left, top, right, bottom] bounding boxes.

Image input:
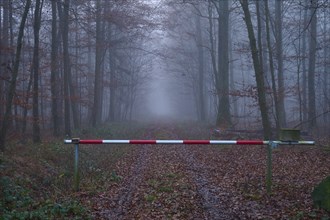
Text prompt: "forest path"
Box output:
[[86, 123, 330, 219], [91, 124, 234, 219]]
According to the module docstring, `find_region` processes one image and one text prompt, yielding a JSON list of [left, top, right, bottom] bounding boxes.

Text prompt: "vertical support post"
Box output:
[[74, 143, 79, 191], [266, 143, 272, 194], [72, 138, 80, 191], [266, 141, 277, 195]]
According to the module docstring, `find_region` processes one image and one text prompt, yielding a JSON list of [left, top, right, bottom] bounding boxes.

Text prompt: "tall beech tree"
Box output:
[[0, 0, 10, 120], [308, 0, 318, 129], [61, 0, 72, 136], [32, 0, 43, 143], [91, 0, 104, 126], [264, 0, 280, 134], [239, 0, 271, 139], [195, 10, 206, 121], [0, 0, 31, 150], [205, 0, 231, 127], [275, 0, 286, 128], [216, 0, 231, 127], [51, 0, 60, 136]]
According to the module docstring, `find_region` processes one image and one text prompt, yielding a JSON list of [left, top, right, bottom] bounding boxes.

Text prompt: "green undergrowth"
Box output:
[[0, 140, 92, 219], [0, 122, 148, 219], [1, 176, 89, 220]]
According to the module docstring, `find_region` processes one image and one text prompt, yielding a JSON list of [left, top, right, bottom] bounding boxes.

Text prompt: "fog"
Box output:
[[147, 65, 174, 119], [0, 0, 329, 144], [144, 56, 197, 121]]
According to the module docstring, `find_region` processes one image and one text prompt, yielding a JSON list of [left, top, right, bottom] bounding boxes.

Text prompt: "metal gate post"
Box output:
[[72, 138, 80, 191], [266, 141, 278, 195]]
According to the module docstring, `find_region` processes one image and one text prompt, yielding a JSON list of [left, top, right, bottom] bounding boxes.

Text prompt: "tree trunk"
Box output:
[[207, 2, 218, 86], [256, 0, 264, 78], [275, 0, 286, 127], [240, 0, 271, 139], [229, 15, 237, 121], [0, 4, 2, 123], [302, 0, 308, 123], [265, 0, 280, 135], [308, 0, 317, 129], [91, 0, 104, 126], [74, 4, 82, 126], [87, 2, 94, 124], [64, 2, 79, 130], [297, 3, 304, 125], [108, 38, 116, 122], [61, 0, 71, 136], [324, 9, 329, 129], [0, 0, 10, 124], [195, 12, 205, 121], [22, 60, 33, 136], [51, 0, 60, 136], [207, 2, 221, 123], [68, 61, 80, 129], [0, 0, 31, 151], [216, 0, 231, 127], [32, 0, 43, 143]]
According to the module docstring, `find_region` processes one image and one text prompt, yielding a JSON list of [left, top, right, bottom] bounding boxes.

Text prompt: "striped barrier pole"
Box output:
[[64, 139, 314, 145], [64, 139, 315, 192]]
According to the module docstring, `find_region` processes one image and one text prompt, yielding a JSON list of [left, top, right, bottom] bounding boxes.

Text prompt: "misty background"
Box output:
[[0, 0, 329, 148]]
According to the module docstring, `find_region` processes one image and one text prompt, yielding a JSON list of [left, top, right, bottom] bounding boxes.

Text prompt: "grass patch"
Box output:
[[144, 194, 157, 203], [244, 193, 262, 201], [148, 173, 179, 194], [0, 176, 90, 219], [158, 186, 173, 193], [166, 172, 179, 179], [148, 179, 160, 188]]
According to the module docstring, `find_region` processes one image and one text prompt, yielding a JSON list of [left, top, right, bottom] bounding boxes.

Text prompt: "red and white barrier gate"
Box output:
[[64, 139, 314, 145], [64, 138, 315, 192]]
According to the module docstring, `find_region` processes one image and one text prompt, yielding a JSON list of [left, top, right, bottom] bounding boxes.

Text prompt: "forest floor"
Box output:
[[1, 121, 330, 219]]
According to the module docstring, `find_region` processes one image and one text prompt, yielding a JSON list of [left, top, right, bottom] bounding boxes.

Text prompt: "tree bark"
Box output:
[[68, 59, 80, 129], [324, 8, 329, 128], [63, 1, 79, 130], [275, 0, 286, 127], [216, 0, 231, 127], [91, 0, 104, 126], [0, 0, 10, 124], [207, 2, 218, 85], [256, 0, 264, 78], [22, 65, 33, 136], [0, 4, 2, 122], [265, 0, 280, 135], [240, 0, 271, 139], [61, 0, 71, 136], [0, 0, 31, 151], [51, 0, 60, 136], [302, 0, 308, 123], [108, 29, 116, 122], [308, 0, 317, 129], [195, 12, 205, 121], [32, 0, 43, 143]]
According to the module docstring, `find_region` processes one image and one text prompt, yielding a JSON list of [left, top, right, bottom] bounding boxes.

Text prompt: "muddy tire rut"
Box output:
[[96, 145, 150, 219], [178, 145, 235, 219]]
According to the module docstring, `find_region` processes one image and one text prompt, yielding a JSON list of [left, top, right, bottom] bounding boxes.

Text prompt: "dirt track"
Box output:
[[87, 124, 330, 219]]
